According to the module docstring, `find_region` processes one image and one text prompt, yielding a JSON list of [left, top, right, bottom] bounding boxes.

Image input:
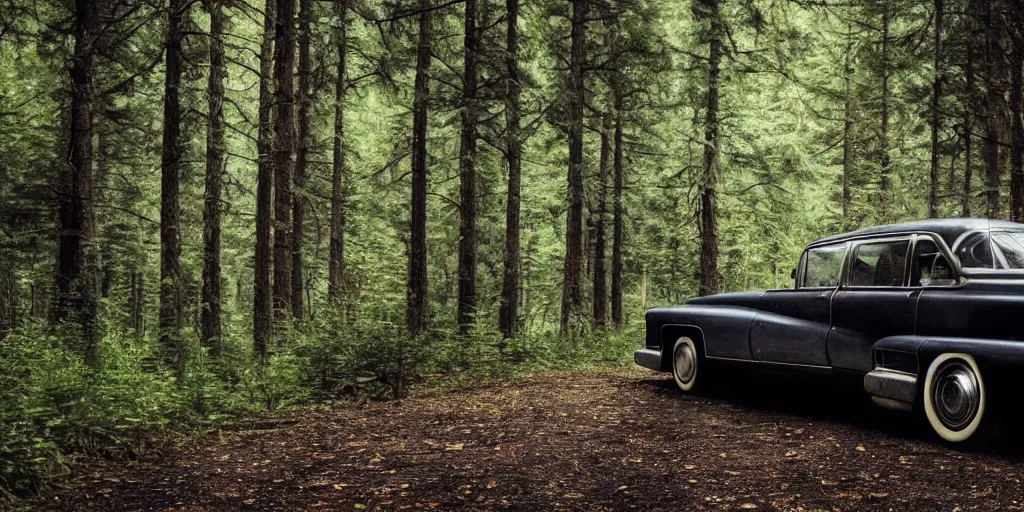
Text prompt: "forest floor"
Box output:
[[35, 370, 1024, 511]]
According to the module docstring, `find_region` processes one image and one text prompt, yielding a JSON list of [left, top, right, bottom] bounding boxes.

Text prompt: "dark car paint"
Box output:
[[641, 219, 1024, 398], [810, 218, 1022, 250], [751, 289, 832, 365], [828, 287, 919, 372], [916, 280, 1024, 342]]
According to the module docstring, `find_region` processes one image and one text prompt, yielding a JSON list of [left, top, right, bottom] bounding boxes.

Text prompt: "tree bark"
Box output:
[[130, 270, 144, 335], [160, 0, 187, 376], [456, 0, 479, 334], [0, 265, 13, 339], [407, 0, 431, 337], [593, 112, 611, 328], [292, 0, 313, 320], [273, 0, 297, 324], [560, 0, 586, 334], [963, 14, 975, 217], [1010, 47, 1023, 221], [498, 0, 522, 339], [983, 0, 1000, 219], [842, 24, 853, 230], [611, 104, 624, 325], [55, 0, 99, 367], [328, 0, 349, 306], [929, 0, 943, 218], [254, 0, 276, 361], [879, 7, 891, 213], [698, 0, 722, 297], [201, 0, 226, 357]]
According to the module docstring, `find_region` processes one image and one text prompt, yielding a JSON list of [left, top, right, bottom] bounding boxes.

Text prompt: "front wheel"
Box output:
[[672, 337, 705, 393], [922, 353, 998, 447]]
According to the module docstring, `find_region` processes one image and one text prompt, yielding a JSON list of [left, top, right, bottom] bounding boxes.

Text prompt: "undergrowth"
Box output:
[[0, 314, 640, 501]]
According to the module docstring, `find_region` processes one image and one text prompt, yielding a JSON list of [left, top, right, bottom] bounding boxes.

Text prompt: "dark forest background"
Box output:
[[0, 0, 1023, 497]]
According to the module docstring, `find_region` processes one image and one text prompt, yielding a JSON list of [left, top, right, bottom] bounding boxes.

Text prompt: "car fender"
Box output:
[[648, 305, 757, 362], [871, 335, 1024, 373], [919, 337, 1024, 372], [871, 336, 1024, 405]]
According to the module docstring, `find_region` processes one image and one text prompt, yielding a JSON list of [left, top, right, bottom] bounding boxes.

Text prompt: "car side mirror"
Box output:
[[790, 268, 796, 280]]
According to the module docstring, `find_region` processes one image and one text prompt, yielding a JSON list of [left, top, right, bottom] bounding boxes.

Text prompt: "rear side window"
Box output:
[[802, 244, 846, 288], [849, 240, 910, 287]]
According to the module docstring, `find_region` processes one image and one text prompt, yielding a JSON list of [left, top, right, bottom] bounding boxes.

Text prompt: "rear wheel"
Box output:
[[672, 337, 705, 393], [923, 353, 998, 447]]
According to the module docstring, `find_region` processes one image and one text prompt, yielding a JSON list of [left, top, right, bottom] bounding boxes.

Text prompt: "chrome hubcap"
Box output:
[[674, 341, 696, 384], [932, 360, 980, 432]]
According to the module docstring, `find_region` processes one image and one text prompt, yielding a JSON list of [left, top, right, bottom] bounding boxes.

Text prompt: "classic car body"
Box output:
[[636, 218, 1024, 445]]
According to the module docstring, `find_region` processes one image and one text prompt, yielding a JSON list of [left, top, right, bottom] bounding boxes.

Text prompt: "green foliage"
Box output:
[[2, 0, 1022, 502], [0, 325, 190, 494], [0, 316, 641, 498]]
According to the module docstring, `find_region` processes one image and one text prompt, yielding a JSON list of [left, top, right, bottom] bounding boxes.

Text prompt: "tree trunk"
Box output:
[[498, 0, 522, 339], [1, 265, 12, 339], [160, 0, 186, 376], [983, 0, 1000, 219], [929, 0, 943, 218], [407, 0, 431, 337], [328, 0, 349, 306], [254, 0, 276, 361], [273, 0, 297, 325], [55, 0, 99, 367], [842, 24, 853, 230], [292, 0, 313, 320], [456, 0, 479, 334], [201, 0, 226, 357], [963, 17, 975, 217], [698, 0, 722, 297], [593, 112, 610, 328], [1010, 47, 1023, 221], [129, 270, 144, 335], [611, 102, 624, 326], [879, 7, 891, 213], [560, 0, 586, 334]]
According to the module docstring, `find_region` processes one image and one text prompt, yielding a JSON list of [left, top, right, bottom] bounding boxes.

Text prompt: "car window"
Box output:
[[955, 231, 995, 268], [849, 240, 909, 287], [802, 244, 846, 288], [911, 238, 956, 286], [991, 231, 1024, 269]]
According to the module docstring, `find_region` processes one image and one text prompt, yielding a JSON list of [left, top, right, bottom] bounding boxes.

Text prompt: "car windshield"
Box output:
[[956, 230, 1024, 269], [992, 231, 1024, 268]]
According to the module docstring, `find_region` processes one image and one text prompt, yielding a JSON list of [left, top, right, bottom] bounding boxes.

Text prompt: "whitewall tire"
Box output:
[[923, 353, 987, 443], [672, 337, 702, 393]]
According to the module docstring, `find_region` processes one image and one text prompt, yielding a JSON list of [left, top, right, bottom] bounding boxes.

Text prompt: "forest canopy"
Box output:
[[0, 0, 1023, 497]]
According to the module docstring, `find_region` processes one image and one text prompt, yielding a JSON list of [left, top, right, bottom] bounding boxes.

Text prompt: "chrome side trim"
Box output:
[[705, 355, 832, 370], [864, 368, 917, 404], [634, 348, 663, 371]]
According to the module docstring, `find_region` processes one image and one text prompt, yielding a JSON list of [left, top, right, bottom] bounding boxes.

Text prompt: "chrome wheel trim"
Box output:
[[932, 361, 980, 431], [672, 337, 698, 392], [924, 353, 986, 442]]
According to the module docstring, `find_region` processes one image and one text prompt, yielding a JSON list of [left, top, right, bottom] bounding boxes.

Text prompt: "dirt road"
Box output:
[[42, 371, 1024, 511]]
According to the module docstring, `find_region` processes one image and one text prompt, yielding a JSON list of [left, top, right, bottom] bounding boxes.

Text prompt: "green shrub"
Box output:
[[0, 316, 640, 499]]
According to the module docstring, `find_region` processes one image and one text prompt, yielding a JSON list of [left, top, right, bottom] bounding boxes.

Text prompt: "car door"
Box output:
[[750, 242, 846, 366], [827, 236, 918, 372]]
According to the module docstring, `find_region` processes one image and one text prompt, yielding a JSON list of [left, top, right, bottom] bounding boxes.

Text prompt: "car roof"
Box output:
[[808, 218, 1024, 249]]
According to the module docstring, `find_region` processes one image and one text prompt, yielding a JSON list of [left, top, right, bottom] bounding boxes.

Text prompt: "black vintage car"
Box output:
[[636, 218, 1024, 445]]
